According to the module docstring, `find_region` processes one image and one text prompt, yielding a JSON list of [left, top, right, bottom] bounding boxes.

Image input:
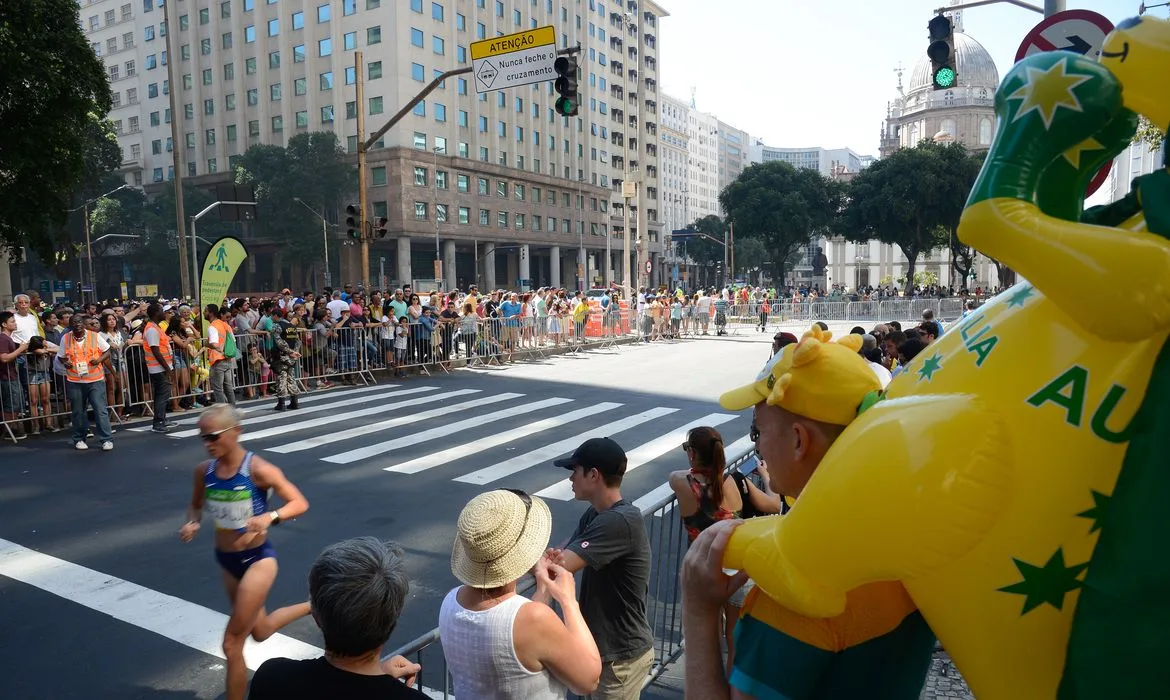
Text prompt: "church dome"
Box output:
[[908, 32, 1000, 95]]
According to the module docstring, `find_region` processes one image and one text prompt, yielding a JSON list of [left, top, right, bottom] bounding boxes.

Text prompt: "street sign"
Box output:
[[644, 260, 652, 274], [471, 26, 557, 94], [1016, 10, 1113, 62], [1016, 9, 1115, 197]]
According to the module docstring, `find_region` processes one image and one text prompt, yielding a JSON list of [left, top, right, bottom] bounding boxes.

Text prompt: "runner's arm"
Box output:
[[187, 463, 207, 523], [249, 457, 309, 523]]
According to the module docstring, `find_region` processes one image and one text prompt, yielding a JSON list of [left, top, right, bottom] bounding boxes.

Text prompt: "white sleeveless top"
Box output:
[[438, 588, 568, 700]]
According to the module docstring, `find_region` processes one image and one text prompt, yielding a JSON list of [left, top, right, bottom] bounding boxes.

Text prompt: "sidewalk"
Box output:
[[639, 650, 975, 699]]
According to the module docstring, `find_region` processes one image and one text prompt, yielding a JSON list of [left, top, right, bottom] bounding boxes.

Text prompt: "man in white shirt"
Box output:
[[326, 291, 350, 323], [694, 292, 712, 335]]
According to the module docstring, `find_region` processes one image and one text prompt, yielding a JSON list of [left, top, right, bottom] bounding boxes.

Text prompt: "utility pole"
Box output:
[[355, 51, 370, 290], [162, 0, 190, 299], [729, 220, 735, 287]]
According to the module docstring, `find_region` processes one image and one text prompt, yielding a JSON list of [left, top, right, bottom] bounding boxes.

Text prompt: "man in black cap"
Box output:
[[546, 437, 654, 700]]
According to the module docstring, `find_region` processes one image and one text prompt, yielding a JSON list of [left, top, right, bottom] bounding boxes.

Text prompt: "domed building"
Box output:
[[823, 10, 1008, 294], [879, 14, 999, 157]]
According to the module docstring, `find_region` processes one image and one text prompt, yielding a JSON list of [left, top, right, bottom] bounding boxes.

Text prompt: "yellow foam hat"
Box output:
[[719, 326, 881, 425]]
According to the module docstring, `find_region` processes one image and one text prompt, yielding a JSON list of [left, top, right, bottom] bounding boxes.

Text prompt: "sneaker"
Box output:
[[101, 441, 113, 451], [164, 421, 179, 428], [151, 425, 169, 434], [74, 441, 88, 450]]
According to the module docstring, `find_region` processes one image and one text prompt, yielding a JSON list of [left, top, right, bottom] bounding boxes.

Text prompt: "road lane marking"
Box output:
[[271, 392, 525, 453], [325, 397, 572, 465], [385, 402, 623, 475], [239, 389, 481, 442], [455, 406, 678, 485], [131, 384, 396, 430], [0, 537, 321, 670], [535, 412, 737, 501]]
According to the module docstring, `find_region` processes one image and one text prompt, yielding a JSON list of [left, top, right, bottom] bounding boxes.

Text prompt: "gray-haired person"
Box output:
[[248, 537, 427, 699]]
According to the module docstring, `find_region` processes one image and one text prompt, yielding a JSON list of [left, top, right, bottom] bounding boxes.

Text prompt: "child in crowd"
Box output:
[[249, 344, 272, 396], [394, 316, 409, 378]]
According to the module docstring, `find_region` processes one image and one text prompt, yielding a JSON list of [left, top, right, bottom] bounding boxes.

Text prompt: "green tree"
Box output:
[[0, 0, 118, 260], [681, 215, 727, 288], [719, 161, 841, 286], [838, 141, 973, 295], [733, 237, 769, 282], [234, 132, 354, 285]]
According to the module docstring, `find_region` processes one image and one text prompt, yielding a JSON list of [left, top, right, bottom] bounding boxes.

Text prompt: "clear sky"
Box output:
[[657, 0, 1151, 156]]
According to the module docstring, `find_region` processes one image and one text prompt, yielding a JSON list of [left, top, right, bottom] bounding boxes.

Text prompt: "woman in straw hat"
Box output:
[[439, 489, 601, 699]]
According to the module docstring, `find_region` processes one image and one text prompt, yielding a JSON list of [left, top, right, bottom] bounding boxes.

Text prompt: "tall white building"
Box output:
[[78, 0, 669, 291], [1094, 138, 1165, 207], [749, 144, 868, 179], [659, 92, 689, 234]]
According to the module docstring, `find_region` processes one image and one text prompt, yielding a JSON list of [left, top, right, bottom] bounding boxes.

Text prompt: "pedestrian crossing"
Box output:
[[145, 384, 752, 505]]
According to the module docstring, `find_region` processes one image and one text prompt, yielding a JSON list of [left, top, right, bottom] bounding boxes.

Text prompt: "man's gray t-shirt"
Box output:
[[565, 500, 653, 662]]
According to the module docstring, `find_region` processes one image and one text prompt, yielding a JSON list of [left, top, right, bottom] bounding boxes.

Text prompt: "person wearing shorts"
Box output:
[[179, 404, 311, 700]]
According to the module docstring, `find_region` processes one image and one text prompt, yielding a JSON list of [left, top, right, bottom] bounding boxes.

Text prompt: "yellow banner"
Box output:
[[470, 25, 555, 60], [199, 236, 248, 313]]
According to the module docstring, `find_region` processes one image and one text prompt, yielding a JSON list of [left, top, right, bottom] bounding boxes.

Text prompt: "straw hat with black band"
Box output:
[[451, 489, 552, 590]]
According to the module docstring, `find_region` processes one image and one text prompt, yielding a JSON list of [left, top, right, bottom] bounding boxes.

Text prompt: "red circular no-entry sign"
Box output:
[[1016, 9, 1116, 197]]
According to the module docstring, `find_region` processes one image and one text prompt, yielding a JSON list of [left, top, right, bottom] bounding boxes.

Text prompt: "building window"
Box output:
[[205, 128, 216, 145], [272, 115, 283, 132], [268, 51, 280, 69], [413, 101, 425, 116], [435, 103, 446, 122], [203, 98, 214, 114], [496, 180, 507, 198], [479, 146, 489, 162], [456, 13, 465, 30], [319, 38, 332, 56], [372, 166, 387, 186], [477, 177, 488, 195], [247, 88, 258, 106], [201, 38, 212, 56], [515, 184, 525, 200], [436, 171, 448, 189], [245, 25, 255, 42], [369, 96, 383, 114], [413, 132, 427, 149], [458, 141, 468, 158], [533, 215, 542, 230], [368, 26, 381, 44], [226, 124, 237, 141], [248, 120, 260, 136], [368, 61, 382, 79], [415, 202, 428, 220], [221, 0, 231, 16], [498, 211, 507, 228], [321, 105, 334, 122], [411, 28, 423, 47], [345, 101, 357, 119], [343, 0, 356, 15], [293, 44, 305, 62], [436, 204, 448, 222], [270, 83, 281, 101], [344, 31, 357, 50], [458, 110, 468, 127], [317, 4, 330, 22], [979, 117, 993, 146], [246, 57, 257, 74], [292, 11, 304, 29], [222, 32, 232, 49], [458, 206, 469, 224], [319, 72, 333, 90], [457, 174, 469, 193], [267, 18, 278, 36], [411, 63, 424, 81], [515, 213, 526, 229], [294, 77, 307, 95], [345, 66, 356, 84], [410, 0, 422, 11], [479, 209, 490, 226], [414, 167, 427, 186]]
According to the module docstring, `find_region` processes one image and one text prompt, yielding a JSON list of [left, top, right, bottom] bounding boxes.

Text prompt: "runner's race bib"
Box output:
[[205, 488, 252, 530], [74, 361, 89, 375]]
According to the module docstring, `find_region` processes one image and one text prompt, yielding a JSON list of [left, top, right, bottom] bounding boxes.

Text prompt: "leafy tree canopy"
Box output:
[[0, 0, 117, 260], [838, 141, 978, 294], [719, 161, 841, 285], [1134, 115, 1164, 153]]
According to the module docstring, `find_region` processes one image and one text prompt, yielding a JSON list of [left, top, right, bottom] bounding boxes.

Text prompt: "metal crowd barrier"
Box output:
[[382, 438, 758, 698]]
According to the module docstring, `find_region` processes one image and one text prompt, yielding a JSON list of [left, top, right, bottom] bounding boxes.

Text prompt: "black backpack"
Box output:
[[731, 470, 790, 518]]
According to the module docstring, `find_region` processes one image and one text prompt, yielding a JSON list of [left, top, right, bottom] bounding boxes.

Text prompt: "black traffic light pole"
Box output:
[[362, 45, 582, 154]]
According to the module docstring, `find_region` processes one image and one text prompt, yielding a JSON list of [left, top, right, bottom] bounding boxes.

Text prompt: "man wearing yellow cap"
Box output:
[[682, 327, 936, 699]]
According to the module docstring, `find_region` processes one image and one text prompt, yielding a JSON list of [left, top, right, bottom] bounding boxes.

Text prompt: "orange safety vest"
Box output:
[[63, 330, 106, 383], [143, 321, 173, 371], [207, 319, 231, 364]]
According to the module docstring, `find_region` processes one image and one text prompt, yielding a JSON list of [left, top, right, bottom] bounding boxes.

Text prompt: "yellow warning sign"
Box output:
[[470, 25, 555, 60]]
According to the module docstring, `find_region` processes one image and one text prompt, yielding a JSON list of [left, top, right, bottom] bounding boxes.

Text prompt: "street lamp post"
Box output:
[[293, 197, 331, 288], [71, 183, 131, 303], [434, 146, 445, 287], [855, 254, 865, 292]]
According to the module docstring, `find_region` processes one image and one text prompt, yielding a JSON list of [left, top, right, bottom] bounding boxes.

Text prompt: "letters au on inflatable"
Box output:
[[723, 15, 1170, 700]]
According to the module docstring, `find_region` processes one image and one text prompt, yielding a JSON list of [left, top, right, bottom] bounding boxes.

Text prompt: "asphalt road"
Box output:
[[0, 328, 789, 700]]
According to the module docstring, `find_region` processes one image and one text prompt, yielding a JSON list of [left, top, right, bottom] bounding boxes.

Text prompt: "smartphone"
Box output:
[[738, 455, 761, 475]]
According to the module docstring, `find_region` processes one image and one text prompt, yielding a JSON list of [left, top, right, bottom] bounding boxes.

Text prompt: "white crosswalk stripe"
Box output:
[[269, 392, 526, 454], [535, 412, 737, 501], [167, 387, 438, 438], [456, 406, 679, 485], [322, 396, 573, 465], [384, 402, 624, 475], [239, 389, 482, 443], [130, 384, 393, 431]]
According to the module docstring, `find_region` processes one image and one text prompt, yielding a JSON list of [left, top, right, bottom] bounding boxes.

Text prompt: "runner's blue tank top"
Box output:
[[204, 452, 268, 532]]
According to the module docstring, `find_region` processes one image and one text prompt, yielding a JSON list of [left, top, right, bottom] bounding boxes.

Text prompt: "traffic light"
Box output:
[[374, 216, 388, 238], [927, 14, 957, 90], [553, 55, 579, 117], [345, 204, 360, 239]]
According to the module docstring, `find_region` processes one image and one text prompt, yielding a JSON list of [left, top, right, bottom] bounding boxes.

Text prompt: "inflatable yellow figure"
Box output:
[[724, 16, 1170, 700]]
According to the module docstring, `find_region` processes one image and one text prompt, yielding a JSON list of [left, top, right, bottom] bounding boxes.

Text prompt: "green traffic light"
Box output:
[[934, 66, 956, 88], [554, 97, 577, 116]]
